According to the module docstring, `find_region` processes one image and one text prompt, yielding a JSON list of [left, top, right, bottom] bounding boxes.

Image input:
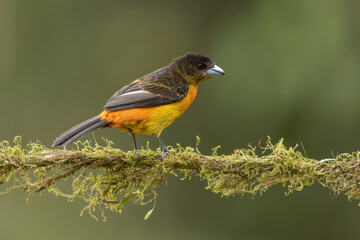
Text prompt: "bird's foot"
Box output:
[[157, 137, 169, 160], [161, 146, 169, 160]]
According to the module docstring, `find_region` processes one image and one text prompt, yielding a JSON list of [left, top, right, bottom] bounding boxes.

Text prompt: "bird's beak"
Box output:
[[206, 65, 225, 75]]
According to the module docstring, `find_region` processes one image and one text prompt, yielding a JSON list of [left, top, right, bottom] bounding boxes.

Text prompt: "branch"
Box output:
[[0, 136, 359, 220]]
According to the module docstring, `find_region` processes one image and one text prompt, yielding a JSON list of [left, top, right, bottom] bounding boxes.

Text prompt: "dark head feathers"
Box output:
[[170, 52, 216, 83], [172, 53, 215, 69]]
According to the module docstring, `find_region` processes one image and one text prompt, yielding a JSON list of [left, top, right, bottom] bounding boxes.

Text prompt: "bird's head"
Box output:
[[170, 52, 225, 85]]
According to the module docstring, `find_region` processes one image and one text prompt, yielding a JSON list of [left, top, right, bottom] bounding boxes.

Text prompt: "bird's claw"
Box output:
[[134, 150, 140, 159], [161, 147, 169, 160]]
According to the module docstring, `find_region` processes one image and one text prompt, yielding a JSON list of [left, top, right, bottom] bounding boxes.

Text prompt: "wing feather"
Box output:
[[104, 67, 189, 111]]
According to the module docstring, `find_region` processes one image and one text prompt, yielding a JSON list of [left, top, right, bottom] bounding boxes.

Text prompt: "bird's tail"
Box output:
[[52, 116, 108, 147]]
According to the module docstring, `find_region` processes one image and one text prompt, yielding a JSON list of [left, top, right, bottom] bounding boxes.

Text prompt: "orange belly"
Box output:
[[99, 86, 197, 137]]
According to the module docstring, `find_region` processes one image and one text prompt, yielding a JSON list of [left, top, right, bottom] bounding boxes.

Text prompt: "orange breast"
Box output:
[[99, 86, 197, 137]]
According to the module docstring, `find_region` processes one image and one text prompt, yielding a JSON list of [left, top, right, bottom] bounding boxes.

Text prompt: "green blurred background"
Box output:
[[1, 0, 360, 239]]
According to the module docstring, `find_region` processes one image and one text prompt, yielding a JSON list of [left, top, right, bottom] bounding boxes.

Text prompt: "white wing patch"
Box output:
[[120, 90, 150, 97]]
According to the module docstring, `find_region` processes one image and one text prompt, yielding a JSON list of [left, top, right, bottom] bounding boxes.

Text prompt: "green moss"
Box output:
[[0, 136, 360, 221]]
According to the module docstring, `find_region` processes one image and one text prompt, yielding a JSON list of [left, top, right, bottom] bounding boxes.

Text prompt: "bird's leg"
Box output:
[[157, 137, 169, 160], [130, 132, 139, 158]]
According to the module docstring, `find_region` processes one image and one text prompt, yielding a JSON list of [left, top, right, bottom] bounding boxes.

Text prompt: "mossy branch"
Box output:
[[1, 136, 360, 221]]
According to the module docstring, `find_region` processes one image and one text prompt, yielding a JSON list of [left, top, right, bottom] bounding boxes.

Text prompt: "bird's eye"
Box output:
[[197, 63, 206, 70]]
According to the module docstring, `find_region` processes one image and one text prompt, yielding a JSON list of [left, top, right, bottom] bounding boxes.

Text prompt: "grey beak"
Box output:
[[206, 65, 225, 75]]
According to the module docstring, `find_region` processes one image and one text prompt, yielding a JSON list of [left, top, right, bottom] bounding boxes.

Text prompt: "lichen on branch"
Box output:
[[0, 136, 359, 221]]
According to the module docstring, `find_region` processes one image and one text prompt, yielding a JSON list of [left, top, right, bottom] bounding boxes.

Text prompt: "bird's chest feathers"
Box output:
[[143, 86, 197, 134], [152, 86, 197, 120]]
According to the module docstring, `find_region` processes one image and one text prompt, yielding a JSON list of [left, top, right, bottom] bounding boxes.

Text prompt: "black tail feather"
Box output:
[[52, 116, 108, 147]]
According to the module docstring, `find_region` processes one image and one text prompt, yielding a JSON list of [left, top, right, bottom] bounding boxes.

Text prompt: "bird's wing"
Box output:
[[104, 68, 189, 111]]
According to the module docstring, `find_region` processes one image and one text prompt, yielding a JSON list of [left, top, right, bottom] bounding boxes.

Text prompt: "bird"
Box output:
[[52, 52, 225, 159]]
